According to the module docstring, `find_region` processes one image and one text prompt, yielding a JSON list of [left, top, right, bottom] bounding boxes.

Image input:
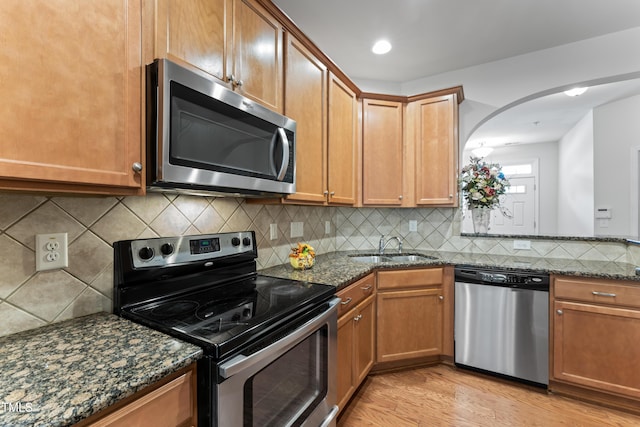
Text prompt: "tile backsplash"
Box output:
[[0, 193, 334, 336], [0, 193, 636, 337]]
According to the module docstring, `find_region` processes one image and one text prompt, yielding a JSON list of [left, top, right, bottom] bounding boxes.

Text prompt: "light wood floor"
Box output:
[[337, 364, 640, 426]]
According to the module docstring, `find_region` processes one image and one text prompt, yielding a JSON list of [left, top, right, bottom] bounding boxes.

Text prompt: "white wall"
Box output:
[[594, 94, 640, 236], [354, 27, 640, 149], [462, 141, 559, 235], [557, 112, 594, 236]]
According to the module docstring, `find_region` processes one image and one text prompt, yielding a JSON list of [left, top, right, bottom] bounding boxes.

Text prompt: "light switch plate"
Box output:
[[325, 221, 331, 234], [409, 220, 418, 232], [290, 222, 304, 238], [269, 224, 278, 240]]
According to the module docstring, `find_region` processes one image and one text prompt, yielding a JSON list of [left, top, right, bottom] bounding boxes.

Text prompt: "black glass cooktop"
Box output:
[[124, 274, 335, 358]]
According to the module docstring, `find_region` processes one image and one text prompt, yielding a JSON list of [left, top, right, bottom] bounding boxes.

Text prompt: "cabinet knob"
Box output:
[[439, 295, 444, 300], [329, 191, 335, 196], [354, 314, 362, 322], [398, 195, 403, 200], [132, 162, 143, 173], [556, 309, 563, 315], [236, 79, 244, 87], [449, 194, 454, 199], [323, 190, 329, 196]]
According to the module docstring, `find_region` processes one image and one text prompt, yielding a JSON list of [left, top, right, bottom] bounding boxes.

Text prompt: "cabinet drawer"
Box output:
[[377, 268, 443, 290], [554, 276, 640, 309], [337, 274, 375, 317]]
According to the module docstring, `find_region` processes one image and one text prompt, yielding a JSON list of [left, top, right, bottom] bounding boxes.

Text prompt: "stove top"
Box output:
[[113, 232, 335, 359]]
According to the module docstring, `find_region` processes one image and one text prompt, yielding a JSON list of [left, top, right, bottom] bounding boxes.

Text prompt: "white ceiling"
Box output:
[[272, 0, 640, 146], [272, 0, 640, 83]]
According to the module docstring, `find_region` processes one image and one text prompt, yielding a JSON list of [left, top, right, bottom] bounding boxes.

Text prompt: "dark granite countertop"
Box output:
[[0, 312, 203, 427], [259, 250, 640, 289]]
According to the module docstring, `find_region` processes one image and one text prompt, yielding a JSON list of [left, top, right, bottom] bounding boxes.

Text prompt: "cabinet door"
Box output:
[[412, 94, 458, 206], [553, 300, 640, 399], [155, 0, 228, 82], [87, 367, 196, 427], [377, 288, 443, 363], [354, 295, 375, 385], [0, 0, 143, 195], [230, 0, 283, 112], [283, 34, 328, 204], [337, 307, 356, 412], [327, 73, 357, 205], [362, 99, 404, 205]]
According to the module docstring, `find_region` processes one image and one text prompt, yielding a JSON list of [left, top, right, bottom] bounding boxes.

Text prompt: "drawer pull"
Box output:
[[592, 291, 617, 297], [361, 285, 373, 292], [340, 297, 352, 305]]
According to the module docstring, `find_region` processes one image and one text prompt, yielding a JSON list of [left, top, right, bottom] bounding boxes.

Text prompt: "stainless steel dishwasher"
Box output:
[[454, 266, 549, 386]]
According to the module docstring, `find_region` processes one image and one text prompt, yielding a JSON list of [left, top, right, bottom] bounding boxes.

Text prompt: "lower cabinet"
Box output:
[[336, 274, 375, 413], [551, 276, 640, 410], [78, 364, 197, 427], [376, 268, 445, 365]]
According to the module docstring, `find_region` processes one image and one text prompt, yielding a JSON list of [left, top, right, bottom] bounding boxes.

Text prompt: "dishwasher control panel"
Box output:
[[455, 266, 549, 290]]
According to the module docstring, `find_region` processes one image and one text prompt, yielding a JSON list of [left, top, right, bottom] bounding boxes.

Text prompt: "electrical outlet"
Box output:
[[409, 220, 418, 232], [513, 240, 531, 250], [36, 233, 69, 271], [325, 221, 331, 234], [269, 224, 278, 240], [290, 222, 304, 238]]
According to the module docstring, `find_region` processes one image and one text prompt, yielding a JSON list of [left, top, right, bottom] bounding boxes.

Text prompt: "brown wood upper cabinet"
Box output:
[[281, 34, 328, 204], [326, 73, 358, 205], [0, 0, 144, 195], [258, 42, 357, 206], [155, 0, 284, 113], [361, 90, 461, 207], [362, 99, 404, 205], [408, 94, 459, 206]]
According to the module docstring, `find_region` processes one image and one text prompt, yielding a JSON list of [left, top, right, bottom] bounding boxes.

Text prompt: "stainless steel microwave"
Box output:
[[145, 59, 296, 197]]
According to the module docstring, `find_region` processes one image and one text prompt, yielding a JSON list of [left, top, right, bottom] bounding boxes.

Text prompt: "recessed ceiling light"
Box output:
[[372, 40, 392, 55], [564, 87, 588, 97]]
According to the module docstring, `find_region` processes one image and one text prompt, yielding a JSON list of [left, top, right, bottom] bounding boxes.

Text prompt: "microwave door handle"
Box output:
[[275, 128, 289, 181]]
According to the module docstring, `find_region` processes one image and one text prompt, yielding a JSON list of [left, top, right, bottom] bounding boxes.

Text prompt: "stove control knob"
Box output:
[[138, 246, 155, 261], [160, 243, 174, 256], [242, 237, 251, 246], [231, 237, 241, 247]]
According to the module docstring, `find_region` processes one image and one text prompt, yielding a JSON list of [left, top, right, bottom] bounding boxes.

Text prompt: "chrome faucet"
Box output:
[[379, 235, 402, 254]]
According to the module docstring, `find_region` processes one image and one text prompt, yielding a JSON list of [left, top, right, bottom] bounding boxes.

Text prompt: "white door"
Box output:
[[490, 176, 537, 235]]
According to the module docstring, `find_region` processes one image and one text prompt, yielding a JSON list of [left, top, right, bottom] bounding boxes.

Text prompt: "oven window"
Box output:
[[244, 325, 328, 427]]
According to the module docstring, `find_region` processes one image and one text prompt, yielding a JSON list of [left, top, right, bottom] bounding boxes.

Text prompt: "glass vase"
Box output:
[[471, 206, 491, 234]]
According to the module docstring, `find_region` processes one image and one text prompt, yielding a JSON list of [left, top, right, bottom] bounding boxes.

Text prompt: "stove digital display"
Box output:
[[190, 238, 221, 254]]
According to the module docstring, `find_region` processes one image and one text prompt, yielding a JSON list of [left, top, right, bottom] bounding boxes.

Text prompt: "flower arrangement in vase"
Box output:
[[459, 156, 511, 233]]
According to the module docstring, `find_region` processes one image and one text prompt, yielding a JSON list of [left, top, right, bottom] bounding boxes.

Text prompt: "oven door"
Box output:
[[217, 298, 339, 427]]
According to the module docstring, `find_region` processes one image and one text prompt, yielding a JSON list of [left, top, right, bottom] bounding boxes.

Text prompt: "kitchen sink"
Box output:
[[348, 254, 438, 263], [384, 254, 438, 262], [349, 255, 391, 263]]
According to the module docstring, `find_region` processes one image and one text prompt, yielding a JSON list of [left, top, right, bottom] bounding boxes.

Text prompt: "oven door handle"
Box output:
[[219, 297, 340, 379], [319, 405, 339, 427]]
